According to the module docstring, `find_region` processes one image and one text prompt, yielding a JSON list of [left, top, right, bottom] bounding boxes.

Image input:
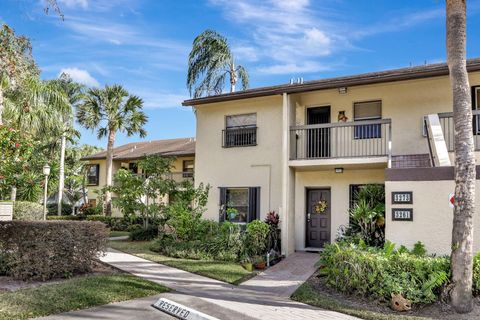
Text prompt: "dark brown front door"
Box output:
[[306, 188, 331, 248]]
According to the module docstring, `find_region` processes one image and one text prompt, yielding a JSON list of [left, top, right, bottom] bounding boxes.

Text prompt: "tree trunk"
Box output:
[[57, 133, 66, 215], [10, 186, 16, 202], [82, 169, 87, 205], [447, 0, 475, 313], [0, 87, 4, 125], [230, 62, 236, 92], [104, 129, 116, 216]]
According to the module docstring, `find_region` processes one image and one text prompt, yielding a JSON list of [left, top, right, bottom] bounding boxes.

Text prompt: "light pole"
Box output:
[[43, 164, 50, 221]]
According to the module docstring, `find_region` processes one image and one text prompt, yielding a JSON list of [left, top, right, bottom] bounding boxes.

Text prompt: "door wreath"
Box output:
[[314, 199, 328, 214]]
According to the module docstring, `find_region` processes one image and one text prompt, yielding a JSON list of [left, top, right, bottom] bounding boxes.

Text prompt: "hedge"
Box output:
[[321, 242, 480, 305], [13, 201, 43, 221], [0, 221, 108, 280]]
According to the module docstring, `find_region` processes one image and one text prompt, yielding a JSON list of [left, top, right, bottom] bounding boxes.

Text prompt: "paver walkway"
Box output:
[[95, 248, 359, 320]]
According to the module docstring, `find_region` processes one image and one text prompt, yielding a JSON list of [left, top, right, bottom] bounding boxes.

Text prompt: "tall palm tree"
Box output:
[[77, 85, 147, 216], [446, 0, 475, 313], [51, 74, 84, 216], [3, 76, 69, 201], [0, 24, 38, 125], [187, 30, 249, 98]]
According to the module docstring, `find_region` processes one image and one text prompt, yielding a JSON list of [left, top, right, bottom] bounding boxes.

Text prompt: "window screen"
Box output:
[[354, 101, 382, 139]]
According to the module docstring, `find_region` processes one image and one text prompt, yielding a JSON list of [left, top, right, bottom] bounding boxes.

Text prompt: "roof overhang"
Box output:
[[182, 58, 480, 106]]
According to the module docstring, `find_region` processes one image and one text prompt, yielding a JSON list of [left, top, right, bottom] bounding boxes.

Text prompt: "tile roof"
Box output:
[[81, 137, 195, 161]]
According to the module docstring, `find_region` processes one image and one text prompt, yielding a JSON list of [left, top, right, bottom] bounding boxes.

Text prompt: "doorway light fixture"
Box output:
[[335, 167, 344, 173], [338, 87, 347, 94]]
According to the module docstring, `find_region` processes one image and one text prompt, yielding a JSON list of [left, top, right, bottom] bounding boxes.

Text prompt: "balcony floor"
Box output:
[[289, 156, 388, 170]]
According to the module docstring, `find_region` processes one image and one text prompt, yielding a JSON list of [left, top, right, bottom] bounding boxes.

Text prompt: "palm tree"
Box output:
[[187, 30, 249, 98], [0, 24, 38, 125], [77, 85, 148, 216], [446, 0, 475, 313], [51, 74, 84, 216]]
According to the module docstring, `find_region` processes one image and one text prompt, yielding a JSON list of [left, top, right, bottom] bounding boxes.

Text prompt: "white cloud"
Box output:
[[59, 67, 99, 87], [131, 90, 189, 109], [58, 0, 89, 9], [210, 0, 445, 75]]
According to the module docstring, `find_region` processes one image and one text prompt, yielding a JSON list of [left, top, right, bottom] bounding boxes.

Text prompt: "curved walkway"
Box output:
[[95, 248, 359, 320]]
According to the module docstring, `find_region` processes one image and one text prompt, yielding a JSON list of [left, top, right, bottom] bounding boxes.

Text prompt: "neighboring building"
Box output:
[[81, 138, 195, 215], [183, 59, 480, 256]]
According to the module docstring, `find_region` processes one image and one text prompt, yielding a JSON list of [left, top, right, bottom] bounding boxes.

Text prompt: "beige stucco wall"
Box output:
[[194, 96, 284, 222], [386, 180, 480, 255], [293, 72, 480, 156], [294, 168, 385, 251]]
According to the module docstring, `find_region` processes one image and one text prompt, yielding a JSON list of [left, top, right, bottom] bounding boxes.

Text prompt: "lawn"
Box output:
[[109, 240, 253, 285], [109, 231, 130, 238], [291, 282, 427, 320], [0, 275, 169, 320]]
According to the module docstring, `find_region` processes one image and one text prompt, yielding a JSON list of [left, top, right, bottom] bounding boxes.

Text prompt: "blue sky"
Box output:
[[1, 0, 480, 148]]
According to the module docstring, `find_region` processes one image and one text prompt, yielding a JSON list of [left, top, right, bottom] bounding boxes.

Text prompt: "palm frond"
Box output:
[[236, 65, 249, 91]]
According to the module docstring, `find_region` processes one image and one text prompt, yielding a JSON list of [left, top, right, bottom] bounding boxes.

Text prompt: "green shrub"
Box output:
[[47, 202, 73, 216], [13, 201, 44, 221], [245, 220, 270, 257], [320, 242, 450, 304], [127, 224, 143, 232], [47, 215, 83, 221], [0, 221, 108, 280], [129, 226, 158, 241], [474, 252, 480, 295]]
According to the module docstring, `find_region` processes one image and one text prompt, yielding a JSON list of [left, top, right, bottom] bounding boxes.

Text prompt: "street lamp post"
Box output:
[[43, 164, 50, 221]]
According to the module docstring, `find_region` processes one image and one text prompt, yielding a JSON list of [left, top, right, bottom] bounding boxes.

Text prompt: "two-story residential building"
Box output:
[[183, 59, 480, 256], [81, 137, 195, 215]]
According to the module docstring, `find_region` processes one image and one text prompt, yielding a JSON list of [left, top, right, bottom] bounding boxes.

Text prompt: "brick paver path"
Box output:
[[99, 248, 359, 320]]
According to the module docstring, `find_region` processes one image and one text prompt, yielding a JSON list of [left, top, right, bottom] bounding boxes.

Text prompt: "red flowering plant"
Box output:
[[264, 211, 281, 253]]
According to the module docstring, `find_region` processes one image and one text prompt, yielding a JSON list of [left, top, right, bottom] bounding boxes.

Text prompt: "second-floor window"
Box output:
[[86, 164, 100, 186], [354, 100, 382, 139], [182, 160, 194, 178], [223, 113, 257, 147]]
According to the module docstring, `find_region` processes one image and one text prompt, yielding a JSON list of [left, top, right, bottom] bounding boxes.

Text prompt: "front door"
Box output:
[[306, 188, 331, 248], [307, 106, 330, 158]]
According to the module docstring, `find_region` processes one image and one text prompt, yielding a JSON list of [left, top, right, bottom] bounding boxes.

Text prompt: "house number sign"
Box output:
[[392, 208, 413, 221], [392, 191, 413, 204]]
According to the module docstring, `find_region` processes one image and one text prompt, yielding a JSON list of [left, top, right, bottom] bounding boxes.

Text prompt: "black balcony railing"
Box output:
[[222, 127, 257, 148], [290, 119, 392, 160]]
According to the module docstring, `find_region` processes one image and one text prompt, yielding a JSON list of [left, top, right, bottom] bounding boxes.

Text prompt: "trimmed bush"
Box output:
[[47, 215, 83, 221], [47, 202, 73, 216], [13, 201, 43, 221], [0, 221, 108, 280], [320, 242, 450, 304], [474, 252, 480, 295], [129, 225, 158, 241]]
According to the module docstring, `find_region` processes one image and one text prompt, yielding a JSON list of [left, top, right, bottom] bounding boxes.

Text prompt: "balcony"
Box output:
[[222, 127, 257, 148], [289, 119, 392, 166], [438, 110, 480, 151]]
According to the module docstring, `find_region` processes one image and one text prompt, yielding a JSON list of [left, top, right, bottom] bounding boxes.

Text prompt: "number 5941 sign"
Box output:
[[392, 208, 413, 221]]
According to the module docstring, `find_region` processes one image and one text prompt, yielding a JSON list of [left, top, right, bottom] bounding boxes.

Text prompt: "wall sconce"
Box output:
[[335, 167, 344, 173], [338, 111, 348, 122], [338, 87, 347, 94]]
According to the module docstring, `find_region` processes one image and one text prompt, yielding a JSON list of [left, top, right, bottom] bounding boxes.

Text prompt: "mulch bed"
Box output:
[[0, 260, 122, 292], [308, 271, 480, 320]]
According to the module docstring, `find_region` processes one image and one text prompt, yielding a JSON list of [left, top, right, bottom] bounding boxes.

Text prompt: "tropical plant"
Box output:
[[265, 211, 281, 252], [342, 184, 385, 247], [50, 73, 83, 215], [446, 0, 476, 313], [245, 220, 270, 258], [0, 24, 38, 125], [77, 84, 148, 215], [187, 29, 249, 98]]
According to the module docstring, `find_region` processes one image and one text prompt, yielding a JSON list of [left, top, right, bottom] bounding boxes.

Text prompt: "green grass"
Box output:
[[109, 240, 253, 285], [109, 231, 130, 238], [0, 275, 169, 320], [291, 282, 428, 320]]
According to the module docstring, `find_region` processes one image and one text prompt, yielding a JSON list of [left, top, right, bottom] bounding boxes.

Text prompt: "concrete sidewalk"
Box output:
[[40, 249, 358, 320], [99, 248, 358, 320]]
